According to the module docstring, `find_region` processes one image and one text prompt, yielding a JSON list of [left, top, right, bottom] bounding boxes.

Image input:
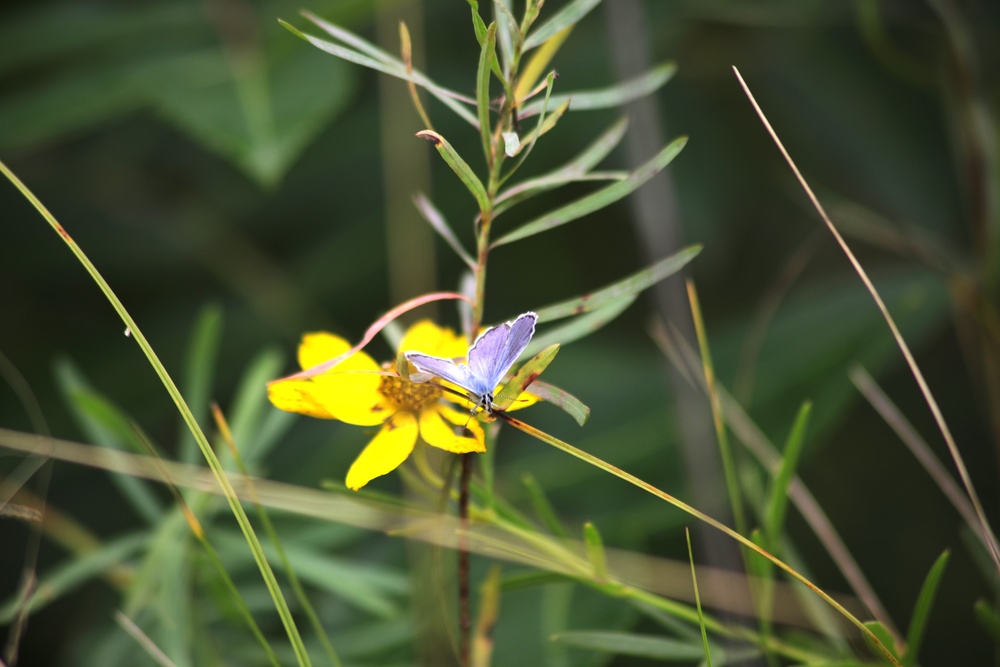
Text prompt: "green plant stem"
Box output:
[[0, 160, 314, 667]]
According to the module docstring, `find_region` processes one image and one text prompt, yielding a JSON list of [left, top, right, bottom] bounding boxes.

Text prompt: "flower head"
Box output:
[[269, 320, 491, 490]]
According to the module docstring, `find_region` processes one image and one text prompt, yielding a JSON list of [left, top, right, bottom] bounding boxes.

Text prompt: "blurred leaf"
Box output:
[[471, 566, 503, 667], [526, 295, 637, 358], [902, 550, 949, 666], [764, 401, 812, 547], [583, 522, 607, 580], [533, 245, 702, 322], [552, 630, 707, 660], [224, 347, 286, 464], [519, 62, 677, 117], [0, 532, 146, 623], [148, 45, 354, 187], [522, 474, 570, 538], [414, 192, 476, 268], [53, 358, 164, 523], [179, 304, 222, 464], [523, 0, 602, 51], [862, 621, 900, 663], [524, 379, 590, 426], [516, 26, 572, 101], [492, 136, 687, 246], [973, 599, 1000, 643]]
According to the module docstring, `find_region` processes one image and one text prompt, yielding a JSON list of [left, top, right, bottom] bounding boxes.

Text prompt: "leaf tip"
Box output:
[[416, 130, 443, 146]]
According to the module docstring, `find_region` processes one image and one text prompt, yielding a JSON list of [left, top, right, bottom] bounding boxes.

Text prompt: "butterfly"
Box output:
[[405, 311, 537, 416]]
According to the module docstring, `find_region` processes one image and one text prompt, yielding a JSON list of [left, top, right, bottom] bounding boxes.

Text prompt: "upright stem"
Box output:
[[458, 452, 473, 667]]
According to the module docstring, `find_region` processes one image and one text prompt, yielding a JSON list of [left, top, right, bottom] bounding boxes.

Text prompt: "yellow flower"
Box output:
[[268, 320, 487, 490]]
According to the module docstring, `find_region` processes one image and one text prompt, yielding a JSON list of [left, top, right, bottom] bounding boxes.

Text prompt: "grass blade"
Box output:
[[734, 66, 1000, 576], [686, 529, 714, 667], [492, 136, 687, 247], [178, 304, 222, 464], [764, 401, 812, 547], [902, 550, 949, 666], [552, 630, 706, 660], [583, 522, 608, 581]]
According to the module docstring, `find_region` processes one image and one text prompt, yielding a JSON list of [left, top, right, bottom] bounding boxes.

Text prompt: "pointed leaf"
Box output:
[[533, 245, 702, 322], [288, 16, 478, 127], [492, 135, 687, 246], [521, 379, 590, 426], [903, 550, 949, 665], [477, 23, 498, 161], [526, 295, 637, 358], [417, 130, 490, 212], [523, 0, 602, 50], [863, 621, 901, 663], [765, 401, 812, 547], [520, 62, 677, 117]]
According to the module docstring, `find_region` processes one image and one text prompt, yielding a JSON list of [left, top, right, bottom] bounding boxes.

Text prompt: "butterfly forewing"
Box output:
[[404, 353, 477, 397]]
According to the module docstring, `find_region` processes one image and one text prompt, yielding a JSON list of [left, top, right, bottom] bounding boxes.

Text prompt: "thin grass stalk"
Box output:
[[0, 160, 315, 667], [212, 405, 342, 667], [497, 412, 903, 666], [732, 66, 1000, 576]]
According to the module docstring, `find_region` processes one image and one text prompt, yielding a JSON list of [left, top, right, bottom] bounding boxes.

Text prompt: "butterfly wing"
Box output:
[[404, 352, 477, 397], [467, 312, 537, 393]]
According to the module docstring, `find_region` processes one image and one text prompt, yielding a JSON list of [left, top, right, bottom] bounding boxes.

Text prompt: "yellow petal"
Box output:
[[345, 411, 418, 490], [399, 320, 469, 358], [267, 379, 337, 419], [298, 332, 379, 374], [420, 404, 485, 454], [307, 371, 393, 426]]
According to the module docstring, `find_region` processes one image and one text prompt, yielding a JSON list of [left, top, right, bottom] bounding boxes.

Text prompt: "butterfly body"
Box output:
[[405, 312, 537, 416]]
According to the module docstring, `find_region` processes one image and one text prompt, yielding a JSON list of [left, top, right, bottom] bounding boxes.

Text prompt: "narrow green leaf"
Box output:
[[224, 347, 286, 464], [686, 529, 714, 667], [525, 295, 637, 358], [863, 621, 900, 663], [902, 550, 949, 665], [519, 62, 677, 117], [287, 16, 478, 127], [477, 23, 498, 163], [519, 379, 590, 426], [492, 135, 687, 246], [417, 130, 490, 212], [179, 304, 222, 464], [523, 0, 602, 50], [552, 630, 706, 660], [414, 192, 476, 268], [533, 246, 702, 322], [974, 599, 1000, 643], [494, 116, 629, 214], [764, 401, 812, 547], [583, 522, 607, 580], [468, 1, 488, 45], [0, 532, 147, 623], [53, 360, 163, 523], [494, 344, 559, 410], [492, 0, 518, 73]]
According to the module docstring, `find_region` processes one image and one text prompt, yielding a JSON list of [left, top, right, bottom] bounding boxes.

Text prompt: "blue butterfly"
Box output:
[[405, 311, 537, 416]]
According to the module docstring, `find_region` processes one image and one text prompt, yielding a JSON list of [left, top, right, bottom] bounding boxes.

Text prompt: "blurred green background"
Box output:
[[2, 0, 999, 665]]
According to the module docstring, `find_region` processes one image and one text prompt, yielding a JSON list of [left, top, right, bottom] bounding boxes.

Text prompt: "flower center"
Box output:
[[379, 373, 441, 411]]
